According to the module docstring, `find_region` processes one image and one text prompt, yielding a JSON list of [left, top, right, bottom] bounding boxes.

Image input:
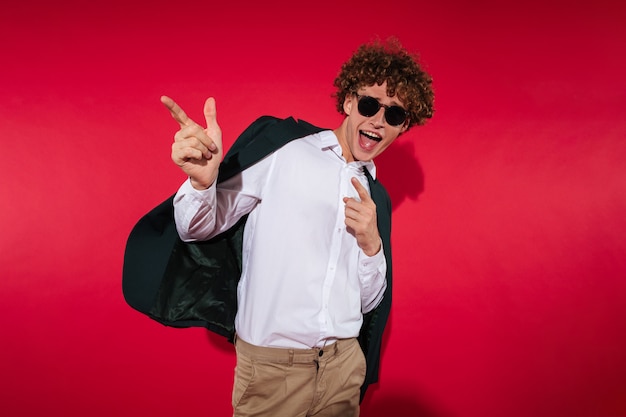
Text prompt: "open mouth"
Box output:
[[359, 130, 382, 151]]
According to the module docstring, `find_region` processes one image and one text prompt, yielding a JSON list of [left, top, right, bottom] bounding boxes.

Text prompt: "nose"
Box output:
[[370, 107, 385, 127]]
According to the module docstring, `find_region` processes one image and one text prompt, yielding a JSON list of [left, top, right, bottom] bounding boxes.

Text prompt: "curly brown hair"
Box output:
[[333, 38, 434, 129]]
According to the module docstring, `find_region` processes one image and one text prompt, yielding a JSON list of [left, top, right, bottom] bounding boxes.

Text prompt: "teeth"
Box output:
[[360, 130, 382, 141]]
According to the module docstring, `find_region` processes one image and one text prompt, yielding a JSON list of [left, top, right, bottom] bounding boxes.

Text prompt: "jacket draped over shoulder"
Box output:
[[122, 116, 393, 399]]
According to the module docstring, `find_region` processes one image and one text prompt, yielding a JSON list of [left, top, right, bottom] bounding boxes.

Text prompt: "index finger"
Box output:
[[351, 177, 372, 202], [161, 95, 192, 128]]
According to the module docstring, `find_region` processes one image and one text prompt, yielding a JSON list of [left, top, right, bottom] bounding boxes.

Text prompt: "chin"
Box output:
[[354, 149, 377, 162]]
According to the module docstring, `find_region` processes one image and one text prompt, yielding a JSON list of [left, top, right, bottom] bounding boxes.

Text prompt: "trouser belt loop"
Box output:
[[288, 349, 294, 367]]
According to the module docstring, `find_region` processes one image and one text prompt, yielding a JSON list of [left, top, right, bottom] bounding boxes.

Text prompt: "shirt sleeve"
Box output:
[[173, 153, 275, 242], [358, 241, 388, 313]]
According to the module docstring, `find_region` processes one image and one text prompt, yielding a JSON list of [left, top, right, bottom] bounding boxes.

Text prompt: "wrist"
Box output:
[[361, 239, 381, 257], [190, 177, 213, 190]]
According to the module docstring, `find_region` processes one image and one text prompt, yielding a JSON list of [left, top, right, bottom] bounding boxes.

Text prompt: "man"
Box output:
[[161, 39, 433, 416]]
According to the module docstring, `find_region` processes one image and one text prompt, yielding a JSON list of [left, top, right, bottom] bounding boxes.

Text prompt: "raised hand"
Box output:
[[343, 177, 382, 256], [162, 95, 223, 189]]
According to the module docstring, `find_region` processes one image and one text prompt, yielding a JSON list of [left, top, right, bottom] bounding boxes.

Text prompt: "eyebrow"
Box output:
[[368, 95, 405, 108], [358, 90, 405, 108]]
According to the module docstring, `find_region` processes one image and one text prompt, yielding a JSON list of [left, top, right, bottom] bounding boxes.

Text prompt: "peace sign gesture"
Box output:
[[162, 95, 223, 190]]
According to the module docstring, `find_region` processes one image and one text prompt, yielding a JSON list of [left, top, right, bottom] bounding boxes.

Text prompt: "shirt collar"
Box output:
[[316, 130, 377, 180]]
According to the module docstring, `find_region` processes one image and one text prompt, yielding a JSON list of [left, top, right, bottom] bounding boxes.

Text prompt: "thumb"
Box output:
[[203, 97, 218, 130]]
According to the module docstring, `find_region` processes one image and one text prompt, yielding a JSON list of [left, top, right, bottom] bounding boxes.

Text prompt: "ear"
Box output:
[[343, 94, 353, 115]]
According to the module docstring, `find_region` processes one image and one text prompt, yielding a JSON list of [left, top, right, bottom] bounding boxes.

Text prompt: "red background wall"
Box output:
[[1, 1, 625, 416]]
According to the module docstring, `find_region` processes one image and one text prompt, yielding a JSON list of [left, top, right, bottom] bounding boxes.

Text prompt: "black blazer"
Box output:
[[122, 116, 393, 399]]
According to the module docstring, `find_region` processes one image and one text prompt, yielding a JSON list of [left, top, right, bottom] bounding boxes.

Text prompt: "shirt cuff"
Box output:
[[174, 178, 217, 237], [178, 177, 216, 199], [358, 240, 386, 272]]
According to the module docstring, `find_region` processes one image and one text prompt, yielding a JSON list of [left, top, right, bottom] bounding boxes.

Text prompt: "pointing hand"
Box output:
[[343, 177, 381, 256], [162, 96, 223, 189]]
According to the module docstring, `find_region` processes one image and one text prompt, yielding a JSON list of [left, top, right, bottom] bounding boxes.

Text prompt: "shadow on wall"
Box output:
[[361, 390, 450, 417], [375, 139, 424, 209], [360, 313, 449, 417]]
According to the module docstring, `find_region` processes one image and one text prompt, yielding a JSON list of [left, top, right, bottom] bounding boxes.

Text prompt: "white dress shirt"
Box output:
[[173, 130, 387, 349]]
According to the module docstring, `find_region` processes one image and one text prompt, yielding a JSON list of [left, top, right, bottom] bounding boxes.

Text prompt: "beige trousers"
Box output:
[[232, 337, 365, 417]]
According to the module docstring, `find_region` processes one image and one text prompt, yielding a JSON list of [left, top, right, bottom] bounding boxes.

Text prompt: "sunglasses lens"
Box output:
[[357, 96, 380, 117], [385, 107, 407, 126], [357, 95, 407, 126]]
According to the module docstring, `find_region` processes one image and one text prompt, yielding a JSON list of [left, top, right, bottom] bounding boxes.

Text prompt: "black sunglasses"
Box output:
[[355, 94, 409, 127]]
